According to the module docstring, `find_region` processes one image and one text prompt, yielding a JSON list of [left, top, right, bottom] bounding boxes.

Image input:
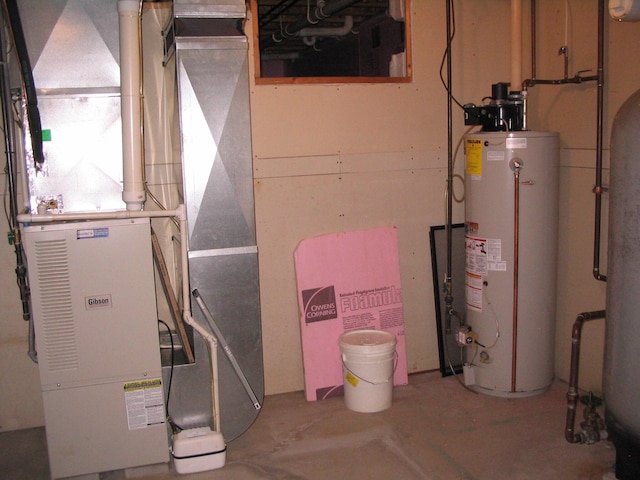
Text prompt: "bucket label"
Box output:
[[345, 371, 359, 387]]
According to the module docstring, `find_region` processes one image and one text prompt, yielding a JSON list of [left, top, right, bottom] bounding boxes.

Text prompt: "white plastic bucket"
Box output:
[[338, 329, 397, 413]]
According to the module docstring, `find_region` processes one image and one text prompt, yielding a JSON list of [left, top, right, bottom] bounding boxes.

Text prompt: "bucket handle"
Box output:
[[341, 351, 398, 386]]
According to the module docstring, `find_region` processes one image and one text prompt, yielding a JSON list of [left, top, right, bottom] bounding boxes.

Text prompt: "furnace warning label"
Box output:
[[124, 379, 165, 430], [466, 139, 482, 178]]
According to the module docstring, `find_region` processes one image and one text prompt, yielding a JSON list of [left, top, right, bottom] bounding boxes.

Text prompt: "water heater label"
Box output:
[[466, 139, 482, 179], [506, 137, 527, 149], [466, 236, 506, 275], [465, 235, 488, 276], [487, 150, 505, 162]]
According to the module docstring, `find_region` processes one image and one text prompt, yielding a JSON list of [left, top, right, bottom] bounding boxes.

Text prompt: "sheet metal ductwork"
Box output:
[[166, 0, 264, 442]]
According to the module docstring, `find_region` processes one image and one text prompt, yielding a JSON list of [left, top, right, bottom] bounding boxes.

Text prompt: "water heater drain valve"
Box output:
[[456, 326, 478, 347]]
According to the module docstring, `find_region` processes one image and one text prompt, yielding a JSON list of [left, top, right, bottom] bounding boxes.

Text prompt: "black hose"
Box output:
[[3, 0, 44, 166], [0, 5, 31, 325]]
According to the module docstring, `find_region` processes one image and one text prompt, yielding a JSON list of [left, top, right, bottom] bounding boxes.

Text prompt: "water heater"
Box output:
[[463, 130, 559, 397], [22, 217, 169, 478]]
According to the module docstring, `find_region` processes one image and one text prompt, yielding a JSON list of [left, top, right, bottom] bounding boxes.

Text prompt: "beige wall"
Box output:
[[248, 1, 467, 395], [1, 0, 639, 431]]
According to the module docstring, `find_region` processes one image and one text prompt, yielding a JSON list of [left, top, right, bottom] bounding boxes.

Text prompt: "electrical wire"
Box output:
[[445, 125, 479, 208], [158, 319, 183, 433], [476, 288, 501, 349]]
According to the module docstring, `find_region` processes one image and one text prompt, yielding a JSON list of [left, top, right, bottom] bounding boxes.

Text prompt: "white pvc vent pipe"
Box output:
[[298, 15, 353, 37], [118, 0, 145, 211]]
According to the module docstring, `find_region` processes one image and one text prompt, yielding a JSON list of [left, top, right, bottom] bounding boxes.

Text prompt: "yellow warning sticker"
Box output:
[[466, 139, 482, 177], [346, 371, 359, 387]]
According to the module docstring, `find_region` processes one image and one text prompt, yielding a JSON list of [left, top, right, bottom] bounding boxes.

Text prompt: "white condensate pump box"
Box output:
[[172, 427, 226, 474]]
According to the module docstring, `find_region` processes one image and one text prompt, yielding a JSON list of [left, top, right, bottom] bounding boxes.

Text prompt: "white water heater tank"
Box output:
[[463, 131, 559, 397]]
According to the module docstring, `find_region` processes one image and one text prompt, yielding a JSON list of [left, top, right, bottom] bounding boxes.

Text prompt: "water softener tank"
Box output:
[[605, 88, 640, 479], [464, 131, 559, 397]]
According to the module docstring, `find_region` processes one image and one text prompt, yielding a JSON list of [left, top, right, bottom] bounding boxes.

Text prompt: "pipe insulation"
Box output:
[[511, 0, 523, 91], [118, 0, 146, 211]]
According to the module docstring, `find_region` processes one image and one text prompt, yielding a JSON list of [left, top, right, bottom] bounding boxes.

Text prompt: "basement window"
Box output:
[[251, 0, 411, 83]]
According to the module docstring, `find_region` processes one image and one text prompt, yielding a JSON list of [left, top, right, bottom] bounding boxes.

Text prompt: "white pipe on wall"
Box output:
[[298, 16, 354, 37], [119, 0, 145, 211], [511, 0, 523, 91], [17, 209, 173, 223], [179, 206, 222, 432]]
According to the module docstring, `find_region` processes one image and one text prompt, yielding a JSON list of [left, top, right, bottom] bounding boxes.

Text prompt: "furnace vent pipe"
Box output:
[[119, 0, 145, 211]]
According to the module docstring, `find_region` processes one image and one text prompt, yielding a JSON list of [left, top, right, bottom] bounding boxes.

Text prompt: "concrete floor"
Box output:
[[0, 372, 616, 480]]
